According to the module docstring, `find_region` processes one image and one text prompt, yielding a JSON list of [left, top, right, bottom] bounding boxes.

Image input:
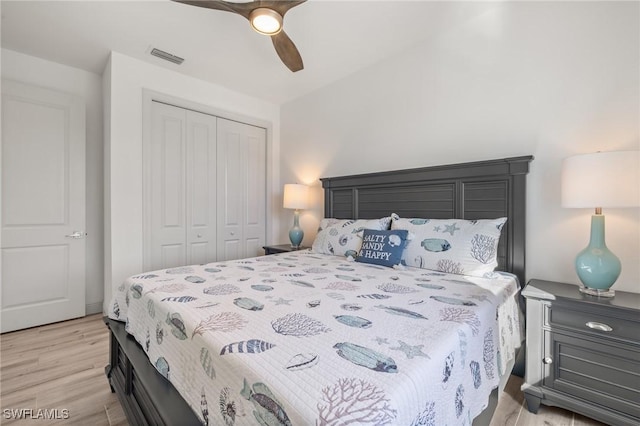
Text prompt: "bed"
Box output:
[[104, 155, 533, 425]]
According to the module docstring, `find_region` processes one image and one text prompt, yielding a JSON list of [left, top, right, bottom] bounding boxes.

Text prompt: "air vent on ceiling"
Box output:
[[150, 48, 184, 65]]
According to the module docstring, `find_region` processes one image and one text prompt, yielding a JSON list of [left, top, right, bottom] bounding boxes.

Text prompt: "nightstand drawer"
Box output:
[[548, 304, 640, 344], [548, 332, 640, 418], [523, 280, 640, 425]]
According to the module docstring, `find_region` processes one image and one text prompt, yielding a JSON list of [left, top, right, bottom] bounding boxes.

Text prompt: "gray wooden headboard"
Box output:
[[320, 156, 533, 285]]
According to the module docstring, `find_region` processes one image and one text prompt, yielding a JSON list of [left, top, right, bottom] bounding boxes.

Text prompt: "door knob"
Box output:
[[65, 231, 86, 239]]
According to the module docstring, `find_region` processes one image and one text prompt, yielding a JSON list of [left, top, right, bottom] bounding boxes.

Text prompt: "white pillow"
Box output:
[[391, 216, 507, 277], [312, 217, 391, 258]]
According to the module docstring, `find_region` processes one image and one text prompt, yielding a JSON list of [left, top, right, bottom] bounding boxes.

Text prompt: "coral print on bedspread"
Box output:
[[109, 250, 521, 426]]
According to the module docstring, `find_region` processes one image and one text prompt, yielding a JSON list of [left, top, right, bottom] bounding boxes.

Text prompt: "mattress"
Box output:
[[108, 250, 522, 425]]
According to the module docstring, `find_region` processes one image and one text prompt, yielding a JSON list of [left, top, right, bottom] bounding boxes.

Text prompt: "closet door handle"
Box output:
[[65, 231, 86, 239], [586, 321, 612, 332]]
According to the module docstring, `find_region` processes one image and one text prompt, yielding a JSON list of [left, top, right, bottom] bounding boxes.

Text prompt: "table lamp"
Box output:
[[561, 150, 640, 297], [283, 183, 308, 248]]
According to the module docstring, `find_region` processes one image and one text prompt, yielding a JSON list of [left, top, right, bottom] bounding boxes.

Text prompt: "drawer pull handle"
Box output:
[[586, 321, 613, 332], [543, 357, 553, 365]]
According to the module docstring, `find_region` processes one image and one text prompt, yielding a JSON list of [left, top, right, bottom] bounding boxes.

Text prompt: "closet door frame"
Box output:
[[141, 90, 273, 271]]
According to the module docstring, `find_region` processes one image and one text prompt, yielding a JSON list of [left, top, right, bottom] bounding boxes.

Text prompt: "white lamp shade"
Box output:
[[561, 151, 640, 208], [283, 184, 308, 210]]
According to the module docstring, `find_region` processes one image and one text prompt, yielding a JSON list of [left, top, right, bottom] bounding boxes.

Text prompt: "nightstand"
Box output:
[[521, 279, 640, 426], [263, 244, 309, 255]]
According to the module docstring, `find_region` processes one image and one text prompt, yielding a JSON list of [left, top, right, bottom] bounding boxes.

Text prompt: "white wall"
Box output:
[[1, 48, 105, 313], [103, 52, 281, 311], [280, 2, 640, 293]]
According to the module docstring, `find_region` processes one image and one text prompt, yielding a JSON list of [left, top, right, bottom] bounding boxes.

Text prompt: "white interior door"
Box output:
[[1, 79, 86, 333], [148, 101, 187, 270], [217, 117, 266, 261], [217, 122, 241, 260], [243, 124, 267, 257], [185, 110, 217, 266], [146, 102, 217, 270]]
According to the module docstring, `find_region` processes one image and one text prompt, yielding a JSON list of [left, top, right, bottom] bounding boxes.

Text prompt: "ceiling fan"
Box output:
[[172, 0, 306, 72]]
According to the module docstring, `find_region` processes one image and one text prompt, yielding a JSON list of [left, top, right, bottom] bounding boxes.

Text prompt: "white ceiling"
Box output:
[[1, 0, 499, 104]]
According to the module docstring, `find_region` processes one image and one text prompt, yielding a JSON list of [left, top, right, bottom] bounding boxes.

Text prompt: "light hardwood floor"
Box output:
[[1, 315, 607, 426], [0, 314, 126, 425]]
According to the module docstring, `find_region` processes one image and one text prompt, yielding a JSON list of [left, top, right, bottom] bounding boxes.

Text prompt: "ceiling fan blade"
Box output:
[[258, 1, 307, 18], [173, 1, 307, 20], [171, 0, 237, 14], [174, 1, 307, 18], [271, 30, 303, 72], [174, 0, 306, 72]]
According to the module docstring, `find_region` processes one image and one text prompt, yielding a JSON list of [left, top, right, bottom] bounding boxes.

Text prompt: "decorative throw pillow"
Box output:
[[311, 217, 391, 258], [355, 229, 409, 267], [391, 216, 507, 277]]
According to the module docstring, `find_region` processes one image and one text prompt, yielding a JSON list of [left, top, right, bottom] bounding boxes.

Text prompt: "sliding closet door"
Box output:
[[147, 102, 217, 270], [217, 118, 266, 260]]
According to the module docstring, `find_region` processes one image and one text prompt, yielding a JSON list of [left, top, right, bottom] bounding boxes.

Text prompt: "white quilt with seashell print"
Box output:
[[108, 250, 522, 426]]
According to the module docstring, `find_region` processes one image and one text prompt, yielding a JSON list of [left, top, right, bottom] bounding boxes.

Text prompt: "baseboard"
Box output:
[[86, 302, 104, 315]]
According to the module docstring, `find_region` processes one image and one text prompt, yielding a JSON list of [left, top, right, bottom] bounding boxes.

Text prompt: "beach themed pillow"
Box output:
[[391, 216, 507, 277], [312, 217, 391, 258], [355, 229, 410, 268]]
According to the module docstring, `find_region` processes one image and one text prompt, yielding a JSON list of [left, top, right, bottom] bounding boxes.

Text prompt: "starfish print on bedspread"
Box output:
[[390, 341, 430, 359], [443, 223, 460, 236], [272, 297, 293, 306]]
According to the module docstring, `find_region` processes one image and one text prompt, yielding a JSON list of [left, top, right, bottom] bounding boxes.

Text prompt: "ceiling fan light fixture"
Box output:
[[249, 7, 282, 35]]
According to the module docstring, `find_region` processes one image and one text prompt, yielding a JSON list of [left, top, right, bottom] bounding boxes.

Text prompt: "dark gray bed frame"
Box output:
[[105, 155, 533, 425]]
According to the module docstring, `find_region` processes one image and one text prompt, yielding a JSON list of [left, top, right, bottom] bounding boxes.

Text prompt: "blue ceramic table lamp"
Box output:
[[561, 151, 639, 297], [283, 183, 308, 248]]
